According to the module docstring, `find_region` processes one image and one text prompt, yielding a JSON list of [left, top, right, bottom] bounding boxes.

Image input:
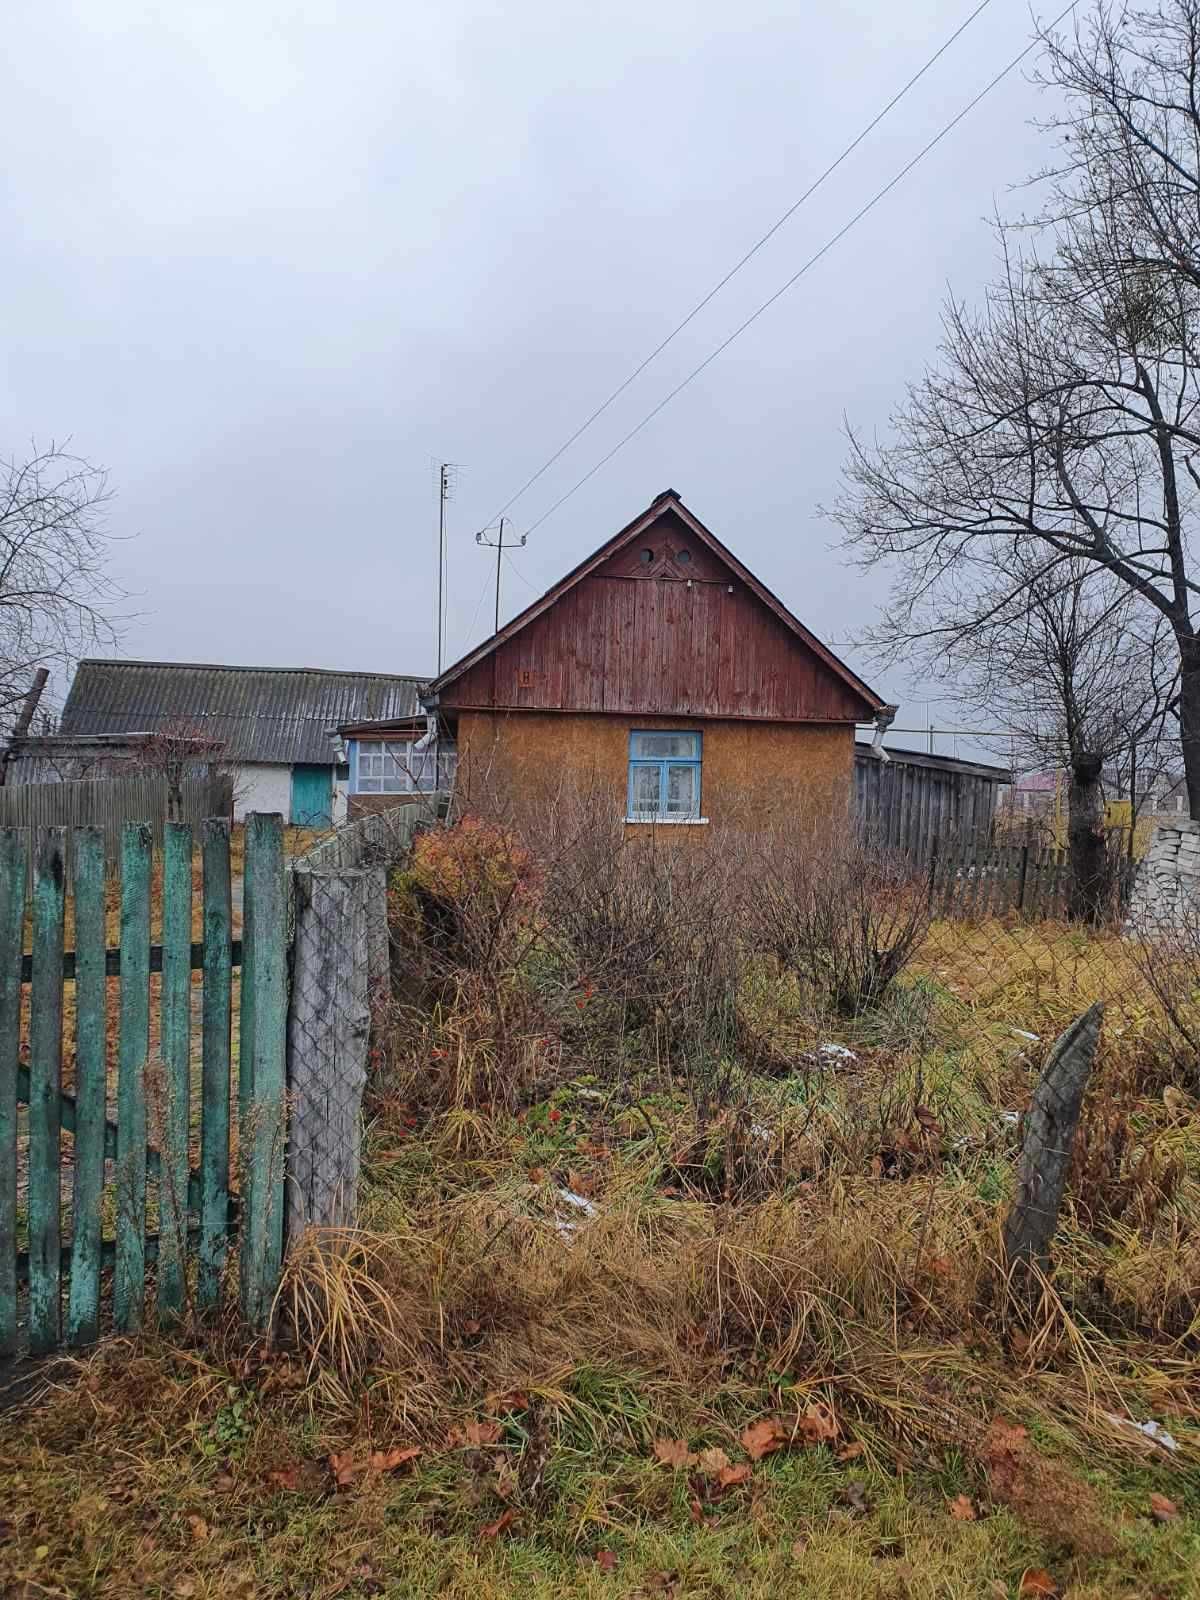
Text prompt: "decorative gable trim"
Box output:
[[429, 490, 885, 714]]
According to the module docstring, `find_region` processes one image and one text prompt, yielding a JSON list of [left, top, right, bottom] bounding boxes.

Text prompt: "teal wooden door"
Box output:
[[290, 765, 332, 827]]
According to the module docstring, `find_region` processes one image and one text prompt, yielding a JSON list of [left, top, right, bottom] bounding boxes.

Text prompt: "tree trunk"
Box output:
[[1067, 751, 1106, 923], [1179, 635, 1200, 821], [1003, 1003, 1103, 1271]]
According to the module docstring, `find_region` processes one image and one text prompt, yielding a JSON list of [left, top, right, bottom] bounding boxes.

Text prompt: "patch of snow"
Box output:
[[1000, 1111, 1021, 1126], [557, 1188, 598, 1217], [1011, 1029, 1040, 1043], [820, 1043, 858, 1063]]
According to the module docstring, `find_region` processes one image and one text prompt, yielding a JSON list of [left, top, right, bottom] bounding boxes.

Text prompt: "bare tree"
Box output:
[[833, 72, 1200, 814], [903, 542, 1176, 917], [129, 722, 230, 821], [0, 444, 124, 725]]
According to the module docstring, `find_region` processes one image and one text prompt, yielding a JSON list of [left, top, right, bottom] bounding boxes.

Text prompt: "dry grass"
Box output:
[[4, 905, 1200, 1596]]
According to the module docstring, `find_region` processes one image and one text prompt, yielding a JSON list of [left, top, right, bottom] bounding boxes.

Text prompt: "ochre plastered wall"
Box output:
[[454, 710, 852, 834]]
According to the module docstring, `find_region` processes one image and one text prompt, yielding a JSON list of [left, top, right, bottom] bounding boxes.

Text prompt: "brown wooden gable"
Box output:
[[433, 492, 884, 724]]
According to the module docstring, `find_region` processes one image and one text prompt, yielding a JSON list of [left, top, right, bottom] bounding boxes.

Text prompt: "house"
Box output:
[[46, 660, 426, 826], [346, 489, 892, 833]]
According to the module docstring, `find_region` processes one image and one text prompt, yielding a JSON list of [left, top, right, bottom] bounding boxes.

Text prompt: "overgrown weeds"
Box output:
[[5, 812, 1200, 1596]]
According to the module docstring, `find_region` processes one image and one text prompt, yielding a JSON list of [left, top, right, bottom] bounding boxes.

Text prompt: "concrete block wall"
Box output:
[[1125, 819, 1200, 937]]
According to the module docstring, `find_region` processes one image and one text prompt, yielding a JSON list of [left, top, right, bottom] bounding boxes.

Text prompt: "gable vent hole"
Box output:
[[640, 548, 654, 565]]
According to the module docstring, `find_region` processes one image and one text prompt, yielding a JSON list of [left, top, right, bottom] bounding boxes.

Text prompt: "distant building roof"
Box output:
[[1013, 769, 1061, 792], [60, 659, 426, 766], [853, 742, 1011, 783]]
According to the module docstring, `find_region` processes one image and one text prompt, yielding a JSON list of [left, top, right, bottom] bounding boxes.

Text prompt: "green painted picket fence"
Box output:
[[0, 813, 288, 1356]]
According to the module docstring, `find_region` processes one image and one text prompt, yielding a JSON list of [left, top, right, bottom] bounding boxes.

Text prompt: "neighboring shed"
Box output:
[[54, 660, 425, 825], [854, 743, 1011, 863]]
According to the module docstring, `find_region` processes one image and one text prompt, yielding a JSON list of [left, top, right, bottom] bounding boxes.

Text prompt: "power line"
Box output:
[[482, 0, 995, 530], [519, 0, 1079, 541]]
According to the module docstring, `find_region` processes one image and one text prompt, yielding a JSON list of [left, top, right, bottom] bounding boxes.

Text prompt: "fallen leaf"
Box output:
[[186, 1513, 208, 1542], [213, 1470, 237, 1492], [840, 1480, 870, 1516], [266, 1464, 301, 1491], [595, 1549, 618, 1572], [717, 1462, 752, 1488], [740, 1417, 785, 1460], [1149, 1492, 1179, 1523], [949, 1494, 977, 1521], [796, 1401, 839, 1444], [790, 1539, 807, 1558], [527, 1166, 545, 1182], [368, 1445, 421, 1473], [328, 1450, 357, 1488], [174, 1582, 197, 1599], [450, 1420, 503, 1448], [653, 1437, 697, 1469], [480, 1508, 518, 1539], [490, 1390, 529, 1412], [914, 1104, 942, 1134], [836, 1442, 865, 1462], [1018, 1570, 1058, 1597], [462, 1318, 482, 1336], [547, 1107, 562, 1123], [696, 1447, 731, 1477], [688, 1498, 714, 1528], [1163, 1085, 1188, 1116]]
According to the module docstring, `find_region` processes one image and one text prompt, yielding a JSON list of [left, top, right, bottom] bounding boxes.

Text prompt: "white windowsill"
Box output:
[[624, 816, 710, 826]]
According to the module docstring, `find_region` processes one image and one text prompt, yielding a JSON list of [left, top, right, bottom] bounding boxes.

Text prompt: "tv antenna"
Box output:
[[475, 517, 528, 634], [435, 462, 461, 673]]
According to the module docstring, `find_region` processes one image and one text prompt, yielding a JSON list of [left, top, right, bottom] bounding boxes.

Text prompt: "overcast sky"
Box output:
[[2, 0, 1062, 756]]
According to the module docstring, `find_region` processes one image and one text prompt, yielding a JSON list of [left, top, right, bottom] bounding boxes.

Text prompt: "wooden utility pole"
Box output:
[[475, 517, 528, 634]]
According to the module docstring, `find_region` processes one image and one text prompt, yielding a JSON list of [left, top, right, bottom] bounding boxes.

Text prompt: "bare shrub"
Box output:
[[1130, 908, 1200, 1092], [752, 824, 931, 1016]]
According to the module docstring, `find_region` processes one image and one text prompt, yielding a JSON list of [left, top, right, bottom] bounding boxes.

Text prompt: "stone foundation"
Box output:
[[1125, 820, 1200, 937]]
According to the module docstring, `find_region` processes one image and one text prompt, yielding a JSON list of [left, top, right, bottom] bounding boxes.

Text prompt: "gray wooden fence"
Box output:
[[284, 797, 442, 1239], [0, 774, 233, 878], [929, 834, 1134, 922], [855, 746, 1008, 865]]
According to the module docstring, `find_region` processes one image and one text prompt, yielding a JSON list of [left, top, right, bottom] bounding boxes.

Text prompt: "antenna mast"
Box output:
[[436, 462, 460, 673]]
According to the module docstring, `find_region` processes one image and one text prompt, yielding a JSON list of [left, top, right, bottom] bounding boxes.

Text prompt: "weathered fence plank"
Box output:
[[239, 814, 288, 1327], [1004, 1003, 1104, 1268], [28, 830, 66, 1353], [66, 827, 107, 1346], [158, 822, 192, 1316], [0, 829, 28, 1355], [115, 822, 152, 1332], [286, 868, 371, 1238], [199, 818, 232, 1310]]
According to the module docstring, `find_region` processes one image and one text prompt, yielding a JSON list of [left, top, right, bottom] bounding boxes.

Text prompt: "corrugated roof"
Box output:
[[60, 660, 426, 765]]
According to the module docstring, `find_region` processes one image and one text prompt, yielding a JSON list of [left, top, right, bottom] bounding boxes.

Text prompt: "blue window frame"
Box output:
[[627, 730, 702, 820]]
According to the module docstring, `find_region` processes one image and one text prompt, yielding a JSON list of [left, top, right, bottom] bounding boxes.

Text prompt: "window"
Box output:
[[352, 738, 456, 794], [627, 730, 702, 821]]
